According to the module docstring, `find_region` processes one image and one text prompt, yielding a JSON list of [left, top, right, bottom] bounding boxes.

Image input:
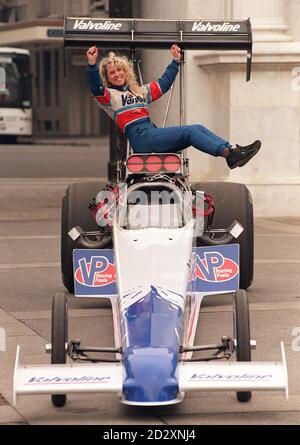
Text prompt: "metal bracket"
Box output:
[[68, 339, 122, 363], [247, 48, 252, 82], [246, 17, 253, 81], [181, 336, 235, 362]]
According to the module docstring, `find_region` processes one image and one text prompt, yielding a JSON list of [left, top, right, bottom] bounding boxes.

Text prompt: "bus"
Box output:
[[0, 47, 32, 142]]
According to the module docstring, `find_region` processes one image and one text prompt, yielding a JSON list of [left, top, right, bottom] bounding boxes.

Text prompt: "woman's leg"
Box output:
[[129, 123, 230, 156], [186, 124, 231, 156], [128, 123, 261, 169]]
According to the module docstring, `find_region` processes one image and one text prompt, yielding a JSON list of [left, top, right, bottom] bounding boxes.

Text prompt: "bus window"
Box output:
[[0, 53, 31, 109]]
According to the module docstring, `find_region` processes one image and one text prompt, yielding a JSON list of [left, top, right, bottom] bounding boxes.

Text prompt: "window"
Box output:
[[0, 52, 31, 109], [44, 121, 52, 131], [36, 51, 40, 106], [54, 50, 59, 106], [90, 0, 109, 15]]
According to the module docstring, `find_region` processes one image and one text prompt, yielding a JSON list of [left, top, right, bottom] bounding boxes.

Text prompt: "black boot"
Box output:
[[226, 140, 261, 169]]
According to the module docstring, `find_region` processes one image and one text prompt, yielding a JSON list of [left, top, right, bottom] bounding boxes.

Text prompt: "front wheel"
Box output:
[[233, 289, 252, 403], [51, 292, 68, 407]]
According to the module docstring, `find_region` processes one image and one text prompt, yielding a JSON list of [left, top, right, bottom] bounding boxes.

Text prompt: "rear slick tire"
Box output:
[[61, 181, 105, 294], [192, 182, 254, 290]]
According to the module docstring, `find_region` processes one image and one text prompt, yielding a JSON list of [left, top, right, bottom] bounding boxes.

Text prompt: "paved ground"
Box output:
[[0, 140, 299, 425], [0, 136, 109, 178]]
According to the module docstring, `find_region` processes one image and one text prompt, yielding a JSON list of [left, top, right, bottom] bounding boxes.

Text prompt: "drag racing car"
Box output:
[[13, 18, 288, 408]]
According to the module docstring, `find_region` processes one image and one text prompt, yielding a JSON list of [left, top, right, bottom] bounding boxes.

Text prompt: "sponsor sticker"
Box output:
[[25, 375, 111, 384], [196, 252, 239, 282], [189, 244, 240, 293], [73, 249, 117, 297], [71, 19, 123, 32], [189, 373, 272, 381], [191, 21, 241, 33]]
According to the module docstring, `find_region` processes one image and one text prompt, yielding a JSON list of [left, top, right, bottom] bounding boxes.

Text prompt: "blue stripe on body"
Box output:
[[121, 285, 183, 403]]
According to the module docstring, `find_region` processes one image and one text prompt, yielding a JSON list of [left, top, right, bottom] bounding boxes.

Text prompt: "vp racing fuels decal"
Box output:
[[195, 252, 239, 282], [73, 249, 117, 297], [74, 245, 240, 296], [189, 244, 240, 293]]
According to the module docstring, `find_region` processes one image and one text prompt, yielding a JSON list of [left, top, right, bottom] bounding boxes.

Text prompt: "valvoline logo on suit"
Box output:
[[73, 249, 117, 297], [189, 244, 240, 293]]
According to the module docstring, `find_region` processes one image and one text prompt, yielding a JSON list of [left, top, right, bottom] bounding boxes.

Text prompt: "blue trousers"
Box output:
[[125, 121, 230, 157]]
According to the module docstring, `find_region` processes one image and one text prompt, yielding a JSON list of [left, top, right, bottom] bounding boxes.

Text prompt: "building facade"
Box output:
[[1, 0, 300, 216], [0, 0, 111, 136], [138, 0, 300, 217]]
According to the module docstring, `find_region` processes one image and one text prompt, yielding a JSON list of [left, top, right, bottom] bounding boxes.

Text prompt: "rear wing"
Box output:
[[63, 17, 253, 80]]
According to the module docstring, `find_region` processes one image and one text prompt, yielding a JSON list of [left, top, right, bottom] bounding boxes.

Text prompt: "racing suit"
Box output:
[[87, 60, 230, 156]]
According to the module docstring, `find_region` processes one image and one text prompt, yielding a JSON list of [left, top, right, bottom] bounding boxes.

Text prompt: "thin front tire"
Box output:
[[233, 290, 252, 403], [51, 292, 68, 407]]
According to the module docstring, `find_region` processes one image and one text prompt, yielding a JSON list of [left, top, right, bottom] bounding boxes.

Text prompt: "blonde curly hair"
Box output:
[[99, 52, 143, 95]]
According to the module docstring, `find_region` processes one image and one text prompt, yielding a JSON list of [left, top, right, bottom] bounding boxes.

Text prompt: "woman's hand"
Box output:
[[171, 44, 182, 61], [86, 46, 99, 65]]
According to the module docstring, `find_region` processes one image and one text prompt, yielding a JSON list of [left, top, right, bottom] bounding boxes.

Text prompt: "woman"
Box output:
[[86, 44, 261, 169]]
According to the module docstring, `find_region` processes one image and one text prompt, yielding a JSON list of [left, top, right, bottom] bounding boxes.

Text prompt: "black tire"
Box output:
[[192, 182, 254, 290], [61, 181, 106, 294], [51, 292, 68, 407], [233, 289, 252, 403]]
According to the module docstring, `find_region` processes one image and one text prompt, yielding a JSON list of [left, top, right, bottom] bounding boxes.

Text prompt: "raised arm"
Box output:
[[86, 46, 111, 105], [145, 44, 182, 103]]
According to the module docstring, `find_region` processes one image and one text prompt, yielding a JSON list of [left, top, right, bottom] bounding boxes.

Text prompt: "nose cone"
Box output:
[[123, 347, 179, 404]]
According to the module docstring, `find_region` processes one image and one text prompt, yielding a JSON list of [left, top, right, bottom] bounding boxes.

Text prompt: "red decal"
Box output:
[[75, 262, 116, 287], [196, 257, 239, 282]]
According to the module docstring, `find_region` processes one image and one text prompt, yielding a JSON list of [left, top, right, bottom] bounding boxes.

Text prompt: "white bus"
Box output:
[[0, 47, 32, 142]]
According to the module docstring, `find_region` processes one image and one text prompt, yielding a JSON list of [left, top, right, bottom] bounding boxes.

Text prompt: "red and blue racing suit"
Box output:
[[87, 60, 230, 156]]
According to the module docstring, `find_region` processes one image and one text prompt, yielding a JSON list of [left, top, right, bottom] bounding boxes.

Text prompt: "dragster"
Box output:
[[13, 17, 288, 407]]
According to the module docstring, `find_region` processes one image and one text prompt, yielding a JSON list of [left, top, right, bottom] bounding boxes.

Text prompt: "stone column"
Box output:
[[231, 0, 291, 42], [139, 0, 186, 126]]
